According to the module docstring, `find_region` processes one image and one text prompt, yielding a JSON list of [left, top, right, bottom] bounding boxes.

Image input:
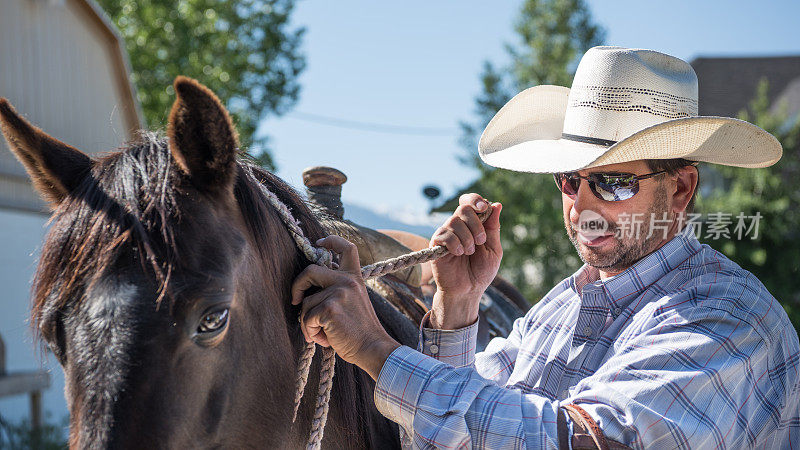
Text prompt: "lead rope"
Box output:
[[248, 169, 335, 450], [250, 167, 491, 450]]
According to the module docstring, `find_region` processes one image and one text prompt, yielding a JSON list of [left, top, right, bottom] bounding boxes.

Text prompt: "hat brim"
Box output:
[[481, 138, 611, 173], [587, 116, 782, 169], [479, 86, 783, 173]]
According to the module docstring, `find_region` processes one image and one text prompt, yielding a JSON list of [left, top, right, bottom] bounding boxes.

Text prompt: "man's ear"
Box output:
[[0, 98, 93, 208], [671, 165, 699, 214], [167, 76, 239, 196]]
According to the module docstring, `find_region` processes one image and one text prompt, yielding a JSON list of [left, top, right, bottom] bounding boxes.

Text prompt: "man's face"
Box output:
[[560, 160, 676, 275]]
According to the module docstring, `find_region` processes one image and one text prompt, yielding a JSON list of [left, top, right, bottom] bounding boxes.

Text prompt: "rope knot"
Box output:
[[313, 247, 334, 268]]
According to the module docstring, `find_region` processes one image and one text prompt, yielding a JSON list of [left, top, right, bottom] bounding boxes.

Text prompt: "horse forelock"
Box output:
[[32, 132, 179, 344]]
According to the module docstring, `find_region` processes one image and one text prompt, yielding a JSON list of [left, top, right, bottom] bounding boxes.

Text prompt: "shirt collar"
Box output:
[[569, 231, 702, 311]]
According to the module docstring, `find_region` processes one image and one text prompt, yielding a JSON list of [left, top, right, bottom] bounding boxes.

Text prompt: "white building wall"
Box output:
[[0, 0, 140, 211], [0, 209, 66, 424], [0, 0, 140, 427]]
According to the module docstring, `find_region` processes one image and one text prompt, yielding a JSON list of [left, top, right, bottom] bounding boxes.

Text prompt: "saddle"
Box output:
[[303, 167, 527, 350]]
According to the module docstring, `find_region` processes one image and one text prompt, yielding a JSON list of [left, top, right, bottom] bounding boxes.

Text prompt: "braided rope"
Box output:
[[361, 245, 448, 279], [306, 347, 336, 450], [291, 342, 316, 422], [249, 164, 492, 450], [246, 167, 334, 450], [360, 208, 491, 280]]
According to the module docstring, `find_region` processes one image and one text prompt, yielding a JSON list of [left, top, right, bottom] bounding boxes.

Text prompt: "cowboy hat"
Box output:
[[478, 46, 783, 173]]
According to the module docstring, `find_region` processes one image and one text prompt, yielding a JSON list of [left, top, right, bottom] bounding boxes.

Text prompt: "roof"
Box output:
[[691, 56, 800, 118]]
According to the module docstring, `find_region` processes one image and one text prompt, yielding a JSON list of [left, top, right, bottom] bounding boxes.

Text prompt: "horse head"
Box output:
[[0, 77, 397, 448]]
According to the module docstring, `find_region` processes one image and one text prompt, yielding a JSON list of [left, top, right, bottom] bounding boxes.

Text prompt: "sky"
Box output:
[[263, 0, 800, 232]]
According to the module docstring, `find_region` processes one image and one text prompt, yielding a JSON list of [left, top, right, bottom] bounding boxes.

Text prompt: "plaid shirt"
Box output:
[[374, 232, 800, 448]]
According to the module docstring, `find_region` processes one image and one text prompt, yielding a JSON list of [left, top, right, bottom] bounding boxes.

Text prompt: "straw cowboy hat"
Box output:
[[478, 46, 783, 173]]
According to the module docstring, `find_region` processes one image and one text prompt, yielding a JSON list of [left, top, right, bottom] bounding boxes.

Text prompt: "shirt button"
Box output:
[[583, 326, 592, 335], [562, 389, 569, 399], [613, 307, 621, 316], [429, 344, 439, 354]]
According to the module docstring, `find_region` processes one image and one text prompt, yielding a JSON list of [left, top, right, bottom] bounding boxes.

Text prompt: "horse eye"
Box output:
[[198, 308, 229, 333]]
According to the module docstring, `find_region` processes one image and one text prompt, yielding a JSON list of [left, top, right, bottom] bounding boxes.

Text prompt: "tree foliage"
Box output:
[[0, 414, 67, 450], [446, 0, 605, 303], [96, 0, 306, 169], [697, 79, 800, 331]]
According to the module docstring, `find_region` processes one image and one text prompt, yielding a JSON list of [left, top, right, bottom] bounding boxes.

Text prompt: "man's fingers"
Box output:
[[291, 264, 341, 305], [448, 216, 476, 255], [459, 193, 488, 213], [430, 195, 491, 255], [431, 228, 464, 256], [455, 204, 487, 247], [297, 290, 325, 342], [316, 235, 361, 274], [484, 202, 502, 230], [304, 315, 329, 347], [301, 294, 336, 347], [484, 203, 503, 253], [301, 311, 330, 347]]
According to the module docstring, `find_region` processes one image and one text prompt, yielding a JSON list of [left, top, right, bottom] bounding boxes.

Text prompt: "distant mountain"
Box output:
[[342, 202, 440, 238]]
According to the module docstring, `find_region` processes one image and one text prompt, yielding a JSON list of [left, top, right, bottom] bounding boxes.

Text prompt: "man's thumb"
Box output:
[[484, 203, 503, 251]]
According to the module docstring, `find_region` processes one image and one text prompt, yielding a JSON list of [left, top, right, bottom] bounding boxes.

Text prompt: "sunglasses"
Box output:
[[554, 169, 668, 201]]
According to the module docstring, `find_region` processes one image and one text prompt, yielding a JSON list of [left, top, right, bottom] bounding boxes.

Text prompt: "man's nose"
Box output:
[[570, 179, 600, 224]]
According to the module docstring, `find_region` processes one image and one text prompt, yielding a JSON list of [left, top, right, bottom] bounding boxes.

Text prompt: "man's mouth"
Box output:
[[577, 232, 614, 247]]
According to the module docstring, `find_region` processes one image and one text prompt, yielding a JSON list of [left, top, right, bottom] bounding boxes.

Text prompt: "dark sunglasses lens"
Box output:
[[555, 173, 579, 196], [591, 174, 638, 201], [556, 173, 641, 201]]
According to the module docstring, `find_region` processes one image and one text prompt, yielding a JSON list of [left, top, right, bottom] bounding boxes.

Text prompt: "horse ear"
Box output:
[[167, 76, 239, 195], [0, 98, 93, 207]]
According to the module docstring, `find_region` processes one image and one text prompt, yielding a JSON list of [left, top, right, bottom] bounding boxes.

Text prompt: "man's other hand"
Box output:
[[291, 235, 400, 380], [429, 193, 503, 330]]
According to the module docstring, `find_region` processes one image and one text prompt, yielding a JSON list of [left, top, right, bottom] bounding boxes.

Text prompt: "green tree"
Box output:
[[0, 414, 68, 449], [441, 0, 605, 303], [697, 79, 800, 331], [96, 0, 306, 169]]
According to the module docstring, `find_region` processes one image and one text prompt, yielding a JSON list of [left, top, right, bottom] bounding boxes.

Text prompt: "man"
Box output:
[[291, 47, 800, 448]]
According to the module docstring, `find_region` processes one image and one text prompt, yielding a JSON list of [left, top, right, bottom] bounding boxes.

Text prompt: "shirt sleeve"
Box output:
[[374, 345, 562, 449], [417, 311, 480, 368], [419, 311, 527, 385]]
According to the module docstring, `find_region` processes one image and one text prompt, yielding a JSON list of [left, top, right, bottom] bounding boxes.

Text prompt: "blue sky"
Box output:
[[261, 0, 800, 230]]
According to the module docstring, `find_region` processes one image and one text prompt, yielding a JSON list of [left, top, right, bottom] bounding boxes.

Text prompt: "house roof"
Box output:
[[691, 56, 800, 118]]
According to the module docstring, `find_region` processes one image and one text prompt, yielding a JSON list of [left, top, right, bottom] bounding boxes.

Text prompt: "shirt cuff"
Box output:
[[418, 310, 479, 368], [373, 345, 445, 432]]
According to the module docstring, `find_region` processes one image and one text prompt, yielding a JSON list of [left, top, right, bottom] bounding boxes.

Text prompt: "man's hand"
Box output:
[[291, 236, 400, 380], [429, 193, 502, 330]]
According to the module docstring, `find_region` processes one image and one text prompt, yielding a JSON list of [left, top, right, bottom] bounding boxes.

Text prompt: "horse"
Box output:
[[0, 77, 522, 448]]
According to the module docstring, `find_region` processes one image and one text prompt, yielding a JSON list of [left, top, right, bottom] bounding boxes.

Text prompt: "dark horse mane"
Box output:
[[31, 132, 394, 445]]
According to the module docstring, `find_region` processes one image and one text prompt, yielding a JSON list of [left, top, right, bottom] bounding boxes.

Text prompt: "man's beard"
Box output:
[[565, 185, 672, 273]]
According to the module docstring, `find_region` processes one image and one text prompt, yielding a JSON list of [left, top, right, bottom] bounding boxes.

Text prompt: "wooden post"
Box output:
[[0, 332, 6, 376], [0, 332, 50, 433], [30, 390, 42, 431], [0, 371, 50, 428]]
